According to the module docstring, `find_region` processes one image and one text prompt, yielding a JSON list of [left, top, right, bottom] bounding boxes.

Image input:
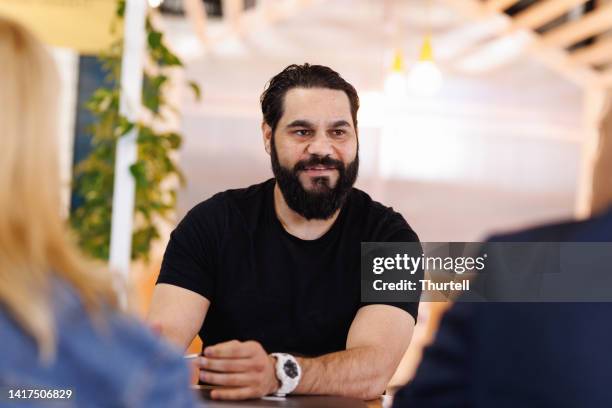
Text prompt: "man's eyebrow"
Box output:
[[329, 120, 352, 128], [286, 120, 315, 128]]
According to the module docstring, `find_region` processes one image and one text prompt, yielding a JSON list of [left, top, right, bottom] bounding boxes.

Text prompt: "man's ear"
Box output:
[[262, 122, 272, 155]]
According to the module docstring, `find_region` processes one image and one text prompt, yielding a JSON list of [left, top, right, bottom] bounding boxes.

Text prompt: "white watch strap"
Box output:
[[271, 353, 301, 396]]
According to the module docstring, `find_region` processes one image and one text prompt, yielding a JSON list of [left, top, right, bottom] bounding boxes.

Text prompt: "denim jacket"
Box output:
[[0, 280, 200, 407]]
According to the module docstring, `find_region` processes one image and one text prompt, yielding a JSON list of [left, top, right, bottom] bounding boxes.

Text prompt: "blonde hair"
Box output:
[[0, 18, 117, 362]]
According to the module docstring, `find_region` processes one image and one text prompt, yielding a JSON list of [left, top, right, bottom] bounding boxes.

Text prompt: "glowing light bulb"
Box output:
[[408, 35, 443, 95], [385, 72, 407, 97], [148, 0, 163, 8], [408, 61, 443, 95], [384, 49, 407, 99]]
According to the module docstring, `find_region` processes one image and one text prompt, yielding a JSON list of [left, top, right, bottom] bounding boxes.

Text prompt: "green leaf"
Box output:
[[129, 161, 149, 189], [142, 74, 167, 114], [164, 132, 182, 149], [117, 0, 126, 18], [188, 81, 202, 101], [148, 31, 163, 50], [163, 49, 182, 66], [115, 116, 135, 138], [145, 17, 154, 34], [137, 125, 160, 144]]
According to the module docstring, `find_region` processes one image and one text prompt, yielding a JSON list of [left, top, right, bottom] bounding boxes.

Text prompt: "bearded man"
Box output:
[[148, 64, 421, 401]]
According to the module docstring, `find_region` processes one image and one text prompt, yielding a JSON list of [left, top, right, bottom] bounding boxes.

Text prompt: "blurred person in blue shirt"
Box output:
[[393, 91, 612, 407], [0, 17, 198, 408]]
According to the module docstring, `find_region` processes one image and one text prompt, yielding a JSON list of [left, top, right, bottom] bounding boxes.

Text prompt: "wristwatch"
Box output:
[[270, 353, 302, 397]]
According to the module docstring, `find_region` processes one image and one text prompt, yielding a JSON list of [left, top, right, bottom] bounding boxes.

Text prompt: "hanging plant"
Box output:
[[70, 0, 201, 262]]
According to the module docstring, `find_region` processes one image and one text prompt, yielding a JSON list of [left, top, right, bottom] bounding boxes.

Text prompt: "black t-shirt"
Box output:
[[158, 179, 421, 356]]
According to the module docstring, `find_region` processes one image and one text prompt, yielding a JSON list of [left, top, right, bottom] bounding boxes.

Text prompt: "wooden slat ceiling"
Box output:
[[512, 0, 589, 30], [485, 0, 520, 13], [448, 0, 612, 89], [569, 36, 612, 66], [539, 2, 612, 48]]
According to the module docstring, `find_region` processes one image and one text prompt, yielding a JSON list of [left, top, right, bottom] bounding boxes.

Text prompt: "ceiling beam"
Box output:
[[184, 0, 210, 44], [512, 0, 588, 30], [539, 2, 612, 48], [185, 0, 325, 49], [222, 0, 244, 33], [569, 36, 612, 66], [443, 0, 601, 88], [528, 40, 601, 87], [484, 0, 519, 14]]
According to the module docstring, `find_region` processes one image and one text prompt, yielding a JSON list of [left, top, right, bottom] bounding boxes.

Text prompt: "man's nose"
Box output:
[[306, 131, 334, 157]]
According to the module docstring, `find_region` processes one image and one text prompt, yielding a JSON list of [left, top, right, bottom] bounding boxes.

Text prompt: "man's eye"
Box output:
[[294, 129, 312, 136], [331, 129, 345, 136]]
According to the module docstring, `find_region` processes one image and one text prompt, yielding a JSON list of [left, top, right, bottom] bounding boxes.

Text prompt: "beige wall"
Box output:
[[0, 0, 118, 54]]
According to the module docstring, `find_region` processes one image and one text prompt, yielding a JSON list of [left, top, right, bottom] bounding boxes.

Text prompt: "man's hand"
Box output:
[[198, 340, 279, 400]]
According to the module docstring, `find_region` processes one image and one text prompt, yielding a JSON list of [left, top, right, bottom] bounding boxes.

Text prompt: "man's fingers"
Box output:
[[199, 340, 273, 400], [210, 387, 258, 400], [204, 340, 259, 358], [198, 357, 259, 373], [200, 370, 255, 387]]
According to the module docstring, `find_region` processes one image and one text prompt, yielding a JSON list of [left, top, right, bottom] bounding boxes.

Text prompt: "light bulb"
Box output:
[[384, 49, 408, 100], [384, 71, 408, 98], [408, 61, 443, 96], [148, 0, 163, 8]]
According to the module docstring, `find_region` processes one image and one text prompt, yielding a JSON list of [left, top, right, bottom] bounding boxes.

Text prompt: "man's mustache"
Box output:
[[294, 156, 344, 172]]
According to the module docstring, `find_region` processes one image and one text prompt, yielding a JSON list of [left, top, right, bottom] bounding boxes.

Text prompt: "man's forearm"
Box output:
[[294, 346, 397, 400], [148, 284, 209, 351]]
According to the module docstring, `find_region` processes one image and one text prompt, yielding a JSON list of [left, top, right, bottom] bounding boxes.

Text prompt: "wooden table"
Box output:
[[195, 392, 390, 408]]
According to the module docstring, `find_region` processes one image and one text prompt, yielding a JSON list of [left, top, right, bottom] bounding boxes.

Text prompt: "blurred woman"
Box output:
[[0, 17, 198, 407]]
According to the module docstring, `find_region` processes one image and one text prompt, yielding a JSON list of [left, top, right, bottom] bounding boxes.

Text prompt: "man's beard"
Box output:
[[271, 137, 359, 220]]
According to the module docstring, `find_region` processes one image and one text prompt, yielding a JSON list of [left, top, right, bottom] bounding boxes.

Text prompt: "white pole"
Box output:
[[109, 0, 148, 307]]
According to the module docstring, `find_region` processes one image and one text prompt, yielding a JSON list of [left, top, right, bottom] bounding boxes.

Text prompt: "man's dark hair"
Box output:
[[260, 63, 360, 134]]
